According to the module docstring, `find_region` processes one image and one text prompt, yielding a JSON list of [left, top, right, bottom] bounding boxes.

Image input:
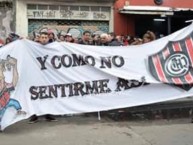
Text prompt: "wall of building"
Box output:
[[129, 0, 193, 7], [114, 0, 135, 36], [0, 1, 14, 41], [114, 0, 193, 36], [15, 0, 115, 38]]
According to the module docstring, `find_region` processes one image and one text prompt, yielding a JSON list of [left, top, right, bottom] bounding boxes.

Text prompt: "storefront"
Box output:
[[15, 0, 115, 38], [114, 0, 193, 38]]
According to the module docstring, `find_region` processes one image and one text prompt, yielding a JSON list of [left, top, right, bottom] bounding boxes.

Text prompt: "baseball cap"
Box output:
[[65, 33, 72, 37]]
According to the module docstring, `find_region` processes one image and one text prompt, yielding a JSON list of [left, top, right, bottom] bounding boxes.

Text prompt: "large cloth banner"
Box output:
[[1, 24, 193, 130]]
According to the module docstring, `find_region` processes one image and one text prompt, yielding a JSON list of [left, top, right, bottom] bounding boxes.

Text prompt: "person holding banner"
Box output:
[[29, 32, 57, 123], [78, 30, 93, 45]]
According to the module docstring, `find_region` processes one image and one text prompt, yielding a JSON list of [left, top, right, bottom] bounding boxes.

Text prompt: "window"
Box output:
[[101, 7, 110, 12], [60, 6, 68, 11], [37, 5, 48, 10], [80, 6, 89, 11], [49, 5, 59, 10], [70, 6, 79, 11], [27, 4, 37, 10], [91, 6, 100, 11]]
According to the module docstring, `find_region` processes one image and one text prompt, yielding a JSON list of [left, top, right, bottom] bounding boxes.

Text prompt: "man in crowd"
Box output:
[[29, 32, 57, 123], [78, 30, 92, 45], [99, 33, 109, 46], [108, 32, 122, 46]]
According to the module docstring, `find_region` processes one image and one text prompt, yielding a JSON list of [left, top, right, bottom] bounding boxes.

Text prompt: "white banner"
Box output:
[[1, 24, 193, 130]]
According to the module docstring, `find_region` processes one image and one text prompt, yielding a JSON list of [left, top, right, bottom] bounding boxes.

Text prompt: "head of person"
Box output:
[[65, 33, 74, 43], [33, 34, 40, 42], [5, 37, 12, 44], [100, 33, 109, 44], [116, 35, 122, 43], [93, 34, 100, 41], [49, 32, 55, 39], [59, 34, 65, 42], [108, 32, 116, 42], [82, 31, 91, 42], [142, 31, 156, 44], [39, 32, 49, 45]]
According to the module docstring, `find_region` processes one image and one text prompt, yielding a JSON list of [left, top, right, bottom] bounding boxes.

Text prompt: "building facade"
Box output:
[[15, 0, 115, 38], [2, 0, 193, 39], [0, 0, 14, 40], [115, 0, 193, 38]]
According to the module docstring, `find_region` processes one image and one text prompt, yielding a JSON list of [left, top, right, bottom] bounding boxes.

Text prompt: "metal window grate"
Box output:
[[60, 6, 68, 10], [49, 5, 59, 10], [27, 5, 110, 13], [37, 5, 48, 10], [101, 7, 110, 12], [27, 4, 37, 10], [80, 6, 89, 11], [90, 6, 100, 11], [70, 6, 79, 11]]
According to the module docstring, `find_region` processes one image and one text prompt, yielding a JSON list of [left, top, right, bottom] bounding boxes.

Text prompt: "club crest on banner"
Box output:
[[148, 32, 193, 91]]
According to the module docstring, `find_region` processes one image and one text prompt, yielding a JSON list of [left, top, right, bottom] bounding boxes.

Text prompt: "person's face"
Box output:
[[100, 36, 108, 44], [143, 34, 151, 44], [83, 33, 91, 41], [108, 35, 113, 42], [48, 33, 54, 39], [94, 35, 99, 41], [0, 77, 5, 92], [143, 37, 151, 43], [66, 36, 73, 42], [59, 35, 65, 41], [39, 34, 49, 45]]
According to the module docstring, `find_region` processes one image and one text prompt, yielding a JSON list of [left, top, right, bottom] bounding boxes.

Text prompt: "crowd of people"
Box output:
[[0, 29, 157, 123], [0, 29, 157, 47]]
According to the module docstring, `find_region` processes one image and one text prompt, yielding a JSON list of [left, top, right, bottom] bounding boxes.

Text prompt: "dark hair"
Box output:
[[5, 37, 12, 44], [39, 32, 48, 36], [83, 30, 91, 35]]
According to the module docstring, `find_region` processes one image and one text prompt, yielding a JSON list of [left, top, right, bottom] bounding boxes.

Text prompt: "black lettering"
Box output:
[[85, 81, 99, 94], [99, 79, 111, 93], [51, 55, 61, 69], [85, 56, 95, 66], [100, 57, 112, 68], [48, 85, 58, 98], [74, 82, 86, 96], [30, 86, 39, 100], [112, 56, 125, 67], [72, 54, 86, 67], [115, 78, 130, 91], [66, 83, 74, 97], [39, 86, 52, 99], [36, 55, 48, 70], [61, 55, 72, 68], [57, 84, 67, 97]]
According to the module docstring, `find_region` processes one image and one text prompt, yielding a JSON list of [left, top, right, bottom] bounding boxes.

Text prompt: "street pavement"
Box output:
[[0, 116, 193, 145]]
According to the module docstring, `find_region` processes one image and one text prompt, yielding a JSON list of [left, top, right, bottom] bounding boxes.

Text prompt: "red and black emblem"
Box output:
[[149, 32, 193, 91]]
